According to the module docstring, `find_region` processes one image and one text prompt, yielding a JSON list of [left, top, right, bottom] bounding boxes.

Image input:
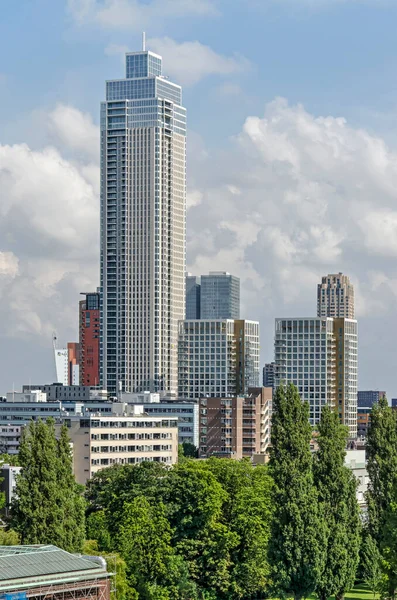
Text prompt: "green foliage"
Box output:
[[86, 510, 112, 551], [83, 540, 137, 600], [85, 458, 274, 600], [0, 528, 20, 545], [366, 397, 397, 542], [117, 496, 198, 600], [361, 535, 384, 599], [313, 405, 361, 600], [11, 419, 85, 551], [0, 454, 19, 466], [181, 442, 198, 458], [206, 458, 273, 598], [85, 461, 167, 541], [268, 383, 326, 600]]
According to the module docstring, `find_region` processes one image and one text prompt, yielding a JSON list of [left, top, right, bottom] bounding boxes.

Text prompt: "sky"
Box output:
[[1, 0, 397, 395]]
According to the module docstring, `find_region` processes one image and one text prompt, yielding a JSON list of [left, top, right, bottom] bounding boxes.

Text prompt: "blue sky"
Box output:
[[2, 0, 397, 395]]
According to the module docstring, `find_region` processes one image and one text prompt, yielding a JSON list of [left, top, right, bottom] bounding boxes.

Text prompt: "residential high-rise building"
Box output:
[[178, 319, 260, 400], [101, 46, 186, 395], [317, 273, 355, 319], [274, 317, 358, 437], [186, 274, 201, 319], [198, 387, 272, 459], [357, 390, 386, 408], [79, 292, 100, 387], [263, 362, 277, 389], [200, 272, 240, 319]]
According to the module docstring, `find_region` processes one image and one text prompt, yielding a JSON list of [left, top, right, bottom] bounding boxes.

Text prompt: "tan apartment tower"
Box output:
[[198, 387, 272, 459], [317, 273, 354, 319]]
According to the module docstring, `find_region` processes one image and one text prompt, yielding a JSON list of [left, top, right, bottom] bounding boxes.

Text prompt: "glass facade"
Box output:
[[178, 319, 260, 400], [185, 275, 201, 319], [101, 50, 186, 395], [200, 272, 240, 320], [274, 317, 358, 437]]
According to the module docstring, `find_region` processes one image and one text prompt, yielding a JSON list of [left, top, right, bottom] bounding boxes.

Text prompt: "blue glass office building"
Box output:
[[185, 274, 200, 319], [200, 272, 240, 320], [101, 49, 186, 395]]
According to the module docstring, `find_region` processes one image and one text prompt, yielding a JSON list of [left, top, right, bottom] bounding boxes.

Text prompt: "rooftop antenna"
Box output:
[[142, 31, 146, 51]]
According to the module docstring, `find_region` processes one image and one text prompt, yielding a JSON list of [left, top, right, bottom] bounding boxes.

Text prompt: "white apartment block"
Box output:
[[274, 317, 358, 437], [178, 319, 260, 401], [66, 412, 178, 484]]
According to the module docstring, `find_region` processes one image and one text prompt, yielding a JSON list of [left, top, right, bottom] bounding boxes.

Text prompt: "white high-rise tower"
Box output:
[[101, 46, 186, 395]]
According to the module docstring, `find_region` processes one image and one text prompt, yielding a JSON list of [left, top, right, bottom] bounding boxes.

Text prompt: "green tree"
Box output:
[[117, 496, 198, 600], [0, 528, 20, 545], [366, 396, 397, 542], [268, 383, 326, 600], [56, 424, 85, 551], [313, 405, 361, 600], [11, 420, 62, 544], [11, 419, 84, 551], [206, 458, 273, 599], [84, 540, 138, 600], [85, 462, 167, 542], [86, 510, 112, 552], [181, 442, 198, 458], [164, 461, 238, 597], [361, 535, 384, 599]]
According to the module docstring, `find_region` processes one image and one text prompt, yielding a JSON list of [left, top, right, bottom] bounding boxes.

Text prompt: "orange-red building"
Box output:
[[79, 292, 100, 387]]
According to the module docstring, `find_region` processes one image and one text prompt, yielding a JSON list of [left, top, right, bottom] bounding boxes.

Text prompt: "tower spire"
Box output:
[[142, 31, 146, 51]]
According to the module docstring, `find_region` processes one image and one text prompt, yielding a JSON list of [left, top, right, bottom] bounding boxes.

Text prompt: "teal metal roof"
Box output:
[[0, 545, 105, 583]]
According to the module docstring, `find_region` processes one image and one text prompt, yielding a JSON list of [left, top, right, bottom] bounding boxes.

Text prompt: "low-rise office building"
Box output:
[[65, 409, 179, 484], [143, 402, 199, 447], [22, 383, 108, 402]]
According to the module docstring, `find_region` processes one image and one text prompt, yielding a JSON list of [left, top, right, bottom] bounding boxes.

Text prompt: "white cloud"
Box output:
[[186, 97, 397, 376], [49, 104, 100, 162], [0, 252, 19, 278], [147, 37, 250, 85], [67, 0, 218, 29], [0, 120, 99, 350]]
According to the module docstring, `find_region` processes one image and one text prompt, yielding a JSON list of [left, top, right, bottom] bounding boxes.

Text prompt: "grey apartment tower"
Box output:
[[101, 48, 186, 395], [200, 272, 240, 319]]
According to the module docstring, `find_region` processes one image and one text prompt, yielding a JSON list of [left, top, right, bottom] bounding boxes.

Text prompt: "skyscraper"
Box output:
[[274, 317, 358, 437], [200, 272, 240, 319], [178, 319, 260, 400], [317, 273, 355, 319], [186, 274, 201, 319], [101, 46, 186, 395]]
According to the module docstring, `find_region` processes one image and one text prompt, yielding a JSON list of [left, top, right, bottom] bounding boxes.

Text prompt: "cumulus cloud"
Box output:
[[186, 97, 397, 377], [49, 104, 100, 162], [0, 124, 99, 363], [0, 252, 19, 278], [67, 0, 218, 29], [147, 37, 250, 85]]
